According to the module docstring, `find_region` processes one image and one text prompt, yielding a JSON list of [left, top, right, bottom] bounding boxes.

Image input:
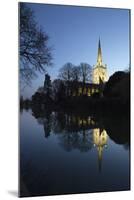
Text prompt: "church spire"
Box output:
[[97, 38, 103, 66]]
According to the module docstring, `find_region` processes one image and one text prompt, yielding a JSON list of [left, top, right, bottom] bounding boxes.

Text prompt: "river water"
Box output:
[[19, 109, 130, 197]]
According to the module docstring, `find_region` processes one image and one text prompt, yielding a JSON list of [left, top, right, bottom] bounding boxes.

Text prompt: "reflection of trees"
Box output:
[[43, 114, 51, 138], [32, 108, 52, 138], [52, 112, 67, 133], [53, 113, 97, 152], [35, 111, 95, 152], [59, 129, 93, 152], [102, 115, 130, 148], [30, 108, 129, 173], [31, 107, 130, 150], [32, 109, 98, 152]]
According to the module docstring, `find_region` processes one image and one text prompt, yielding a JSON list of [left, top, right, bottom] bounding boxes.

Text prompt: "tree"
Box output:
[[58, 63, 74, 96], [19, 3, 52, 85], [79, 63, 92, 83], [71, 66, 81, 82], [105, 71, 130, 104], [103, 71, 127, 97], [37, 86, 44, 94], [58, 62, 73, 81]]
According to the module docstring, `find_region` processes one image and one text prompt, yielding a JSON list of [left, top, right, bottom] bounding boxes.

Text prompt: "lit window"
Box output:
[[88, 88, 91, 96], [78, 87, 82, 95], [83, 87, 87, 95], [92, 88, 94, 93]]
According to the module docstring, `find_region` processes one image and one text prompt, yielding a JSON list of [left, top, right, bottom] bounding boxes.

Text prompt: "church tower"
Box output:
[[93, 39, 108, 84]]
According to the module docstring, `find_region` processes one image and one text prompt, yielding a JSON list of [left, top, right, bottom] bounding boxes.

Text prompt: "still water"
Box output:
[[20, 109, 130, 197]]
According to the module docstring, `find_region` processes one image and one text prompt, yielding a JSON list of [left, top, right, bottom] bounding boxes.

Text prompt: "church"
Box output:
[[93, 39, 108, 84], [70, 38, 108, 97]]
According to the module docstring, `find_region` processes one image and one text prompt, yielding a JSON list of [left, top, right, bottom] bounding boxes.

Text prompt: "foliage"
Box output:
[[103, 71, 130, 103], [103, 71, 126, 97], [19, 3, 52, 85]]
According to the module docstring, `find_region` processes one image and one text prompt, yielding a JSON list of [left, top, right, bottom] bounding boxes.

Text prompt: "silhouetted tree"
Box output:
[[58, 63, 74, 96], [113, 72, 130, 104], [43, 110, 52, 138], [37, 86, 44, 94], [19, 3, 52, 84], [103, 71, 128, 98], [58, 62, 74, 81], [79, 63, 92, 83], [71, 66, 81, 82], [32, 91, 45, 106]]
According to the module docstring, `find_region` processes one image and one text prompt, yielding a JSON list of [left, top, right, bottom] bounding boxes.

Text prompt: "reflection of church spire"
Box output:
[[93, 128, 108, 172], [97, 38, 103, 66], [97, 145, 103, 172]]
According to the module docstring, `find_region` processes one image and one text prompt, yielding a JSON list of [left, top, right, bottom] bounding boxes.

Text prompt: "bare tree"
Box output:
[[58, 62, 74, 96], [58, 62, 74, 81], [19, 3, 52, 85], [71, 66, 81, 82], [79, 63, 92, 83]]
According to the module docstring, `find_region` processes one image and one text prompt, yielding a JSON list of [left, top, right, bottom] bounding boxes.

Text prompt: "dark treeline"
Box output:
[[20, 68, 130, 113]]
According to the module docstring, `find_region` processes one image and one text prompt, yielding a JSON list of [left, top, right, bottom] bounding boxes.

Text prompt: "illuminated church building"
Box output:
[[70, 38, 108, 97], [93, 39, 108, 84]]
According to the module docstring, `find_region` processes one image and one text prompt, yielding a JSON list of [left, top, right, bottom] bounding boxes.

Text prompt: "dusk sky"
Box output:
[[21, 3, 130, 98]]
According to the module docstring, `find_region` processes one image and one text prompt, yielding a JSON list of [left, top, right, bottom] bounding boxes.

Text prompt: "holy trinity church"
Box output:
[[93, 39, 108, 84], [70, 38, 108, 97]]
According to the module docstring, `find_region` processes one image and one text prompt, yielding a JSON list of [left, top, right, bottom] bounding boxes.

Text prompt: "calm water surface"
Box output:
[[20, 109, 130, 197]]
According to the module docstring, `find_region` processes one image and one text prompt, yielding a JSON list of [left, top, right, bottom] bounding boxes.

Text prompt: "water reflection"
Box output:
[[20, 108, 130, 197], [31, 108, 129, 170]]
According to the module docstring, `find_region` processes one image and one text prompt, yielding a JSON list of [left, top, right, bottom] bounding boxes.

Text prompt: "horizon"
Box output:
[[20, 3, 130, 99]]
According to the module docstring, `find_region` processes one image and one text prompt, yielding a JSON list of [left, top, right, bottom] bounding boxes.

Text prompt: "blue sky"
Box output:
[[21, 3, 130, 98]]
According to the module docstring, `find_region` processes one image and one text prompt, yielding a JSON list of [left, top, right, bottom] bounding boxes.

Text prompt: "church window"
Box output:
[[78, 87, 82, 95], [88, 88, 91, 96], [92, 88, 94, 93], [83, 87, 87, 95]]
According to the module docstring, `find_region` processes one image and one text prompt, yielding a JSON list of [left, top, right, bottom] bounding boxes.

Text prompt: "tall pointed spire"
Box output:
[[93, 38, 108, 84], [97, 38, 103, 66]]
